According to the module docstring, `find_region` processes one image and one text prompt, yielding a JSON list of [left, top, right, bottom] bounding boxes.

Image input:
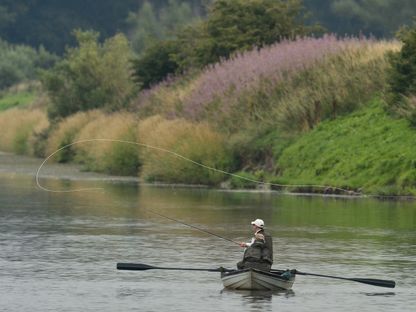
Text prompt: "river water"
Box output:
[[0, 153, 415, 312]]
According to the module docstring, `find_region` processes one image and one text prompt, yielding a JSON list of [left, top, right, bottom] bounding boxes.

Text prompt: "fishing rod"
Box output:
[[144, 208, 241, 246]]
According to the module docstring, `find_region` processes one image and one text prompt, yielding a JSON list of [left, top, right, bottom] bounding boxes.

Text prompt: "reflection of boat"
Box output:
[[221, 269, 295, 291]]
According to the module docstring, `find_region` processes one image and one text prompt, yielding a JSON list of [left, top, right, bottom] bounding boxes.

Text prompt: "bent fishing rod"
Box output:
[[144, 208, 241, 246]]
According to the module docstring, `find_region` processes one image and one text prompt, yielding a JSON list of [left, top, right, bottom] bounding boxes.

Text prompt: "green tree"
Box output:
[[42, 30, 136, 120], [131, 40, 180, 89]]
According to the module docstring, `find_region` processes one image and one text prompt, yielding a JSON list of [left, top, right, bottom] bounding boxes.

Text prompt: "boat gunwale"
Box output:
[[221, 268, 293, 281]]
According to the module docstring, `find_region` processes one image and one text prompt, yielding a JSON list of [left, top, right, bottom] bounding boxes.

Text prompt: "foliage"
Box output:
[[0, 39, 58, 90], [137, 115, 233, 185], [131, 40, 180, 89], [175, 0, 322, 69], [136, 37, 397, 132], [386, 24, 416, 125], [42, 30, 137, 120], [276, 100, 416, 195], [0, 108, 49, 155], [134, 37, 397, 176], [181, 35, 347, 121], [132, 0, 322, 88]]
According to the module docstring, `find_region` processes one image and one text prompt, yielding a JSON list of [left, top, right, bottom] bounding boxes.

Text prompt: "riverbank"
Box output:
[[3, 150, 416, 201]]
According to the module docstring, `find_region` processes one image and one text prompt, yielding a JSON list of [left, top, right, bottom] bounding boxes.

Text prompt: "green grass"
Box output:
[[0, 92, 36, 111], [275, 98, 416, 196]]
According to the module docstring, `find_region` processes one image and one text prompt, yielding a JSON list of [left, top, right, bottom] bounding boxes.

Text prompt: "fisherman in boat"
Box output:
[[237, 218, 273, 272]]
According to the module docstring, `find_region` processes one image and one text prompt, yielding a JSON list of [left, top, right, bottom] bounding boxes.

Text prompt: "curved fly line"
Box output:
[[36, 138, 362, 196]]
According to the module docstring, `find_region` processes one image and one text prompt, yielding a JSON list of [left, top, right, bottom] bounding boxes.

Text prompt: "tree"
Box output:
[[132, 40, 180, 89], [42, 30, 136, 120]]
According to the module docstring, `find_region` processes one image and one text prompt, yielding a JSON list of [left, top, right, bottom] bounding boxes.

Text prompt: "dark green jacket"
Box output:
[[243, 231, 273, 264]]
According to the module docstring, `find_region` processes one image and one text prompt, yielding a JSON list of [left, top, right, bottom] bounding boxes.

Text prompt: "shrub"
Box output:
[[131, 40, 180, 90], [137, 115, 233, 185], [42, 30, 136, 120]]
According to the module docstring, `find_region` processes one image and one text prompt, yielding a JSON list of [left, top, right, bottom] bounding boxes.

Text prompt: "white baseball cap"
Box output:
[[251, 219, 264, 228]]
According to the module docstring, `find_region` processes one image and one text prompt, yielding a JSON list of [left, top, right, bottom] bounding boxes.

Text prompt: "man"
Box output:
[[237, 218, 273, 271]]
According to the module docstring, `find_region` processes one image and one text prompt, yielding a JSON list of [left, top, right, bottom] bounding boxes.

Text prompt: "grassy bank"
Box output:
[[0, 91, 36, 111], [276, 99, 416, 196]]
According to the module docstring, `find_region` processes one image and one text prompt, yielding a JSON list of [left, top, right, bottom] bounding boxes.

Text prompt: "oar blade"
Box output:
[[293, 270, 396, 288], [351, 278, 396, 289], [117, 263, 155, 271]]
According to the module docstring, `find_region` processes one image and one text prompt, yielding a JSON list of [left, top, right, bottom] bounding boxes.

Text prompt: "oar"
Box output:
[[291, 269, 395, 288], [117, 262, 233, 272]]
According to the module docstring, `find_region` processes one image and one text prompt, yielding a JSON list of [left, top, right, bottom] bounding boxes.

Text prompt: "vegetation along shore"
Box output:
[[1, 0, 416, 196]]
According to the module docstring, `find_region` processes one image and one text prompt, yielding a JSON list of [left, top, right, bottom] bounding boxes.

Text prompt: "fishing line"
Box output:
[[144, 208, 240, 245], [36, 138, 362, 195]]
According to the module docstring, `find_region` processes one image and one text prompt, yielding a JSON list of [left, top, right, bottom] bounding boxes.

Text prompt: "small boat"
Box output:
[[221, 268, 295, 291]]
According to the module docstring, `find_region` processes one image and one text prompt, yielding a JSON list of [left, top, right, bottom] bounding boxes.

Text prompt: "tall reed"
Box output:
[[74, 112, 140, 175], [46, 110, 101, 162], [137, 115, 232, 184], [0, 108, 49, 155]]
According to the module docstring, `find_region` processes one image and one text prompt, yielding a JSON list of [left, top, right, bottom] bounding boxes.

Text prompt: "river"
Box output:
[[0, 152, 415, 312]]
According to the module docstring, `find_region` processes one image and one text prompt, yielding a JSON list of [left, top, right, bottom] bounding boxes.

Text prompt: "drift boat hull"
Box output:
[[221, 269, 295, 291]]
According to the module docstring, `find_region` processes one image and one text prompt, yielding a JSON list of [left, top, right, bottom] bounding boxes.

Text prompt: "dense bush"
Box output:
[[42, 30, 136, 120], [131, 40, 180, 89]]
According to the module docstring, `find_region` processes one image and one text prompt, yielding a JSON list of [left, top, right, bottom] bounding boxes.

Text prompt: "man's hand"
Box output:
[[239, 242, 247, 247]]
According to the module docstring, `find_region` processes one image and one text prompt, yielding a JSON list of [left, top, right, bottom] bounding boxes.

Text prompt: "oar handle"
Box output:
[[117, 263, 232, 272]]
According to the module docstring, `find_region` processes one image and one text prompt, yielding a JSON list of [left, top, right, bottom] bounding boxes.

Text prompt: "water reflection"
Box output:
[[363, 292, 396, 297]]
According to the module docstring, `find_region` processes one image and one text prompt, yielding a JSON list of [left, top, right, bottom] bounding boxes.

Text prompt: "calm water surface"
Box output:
[[0, 154, 415, 312]]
